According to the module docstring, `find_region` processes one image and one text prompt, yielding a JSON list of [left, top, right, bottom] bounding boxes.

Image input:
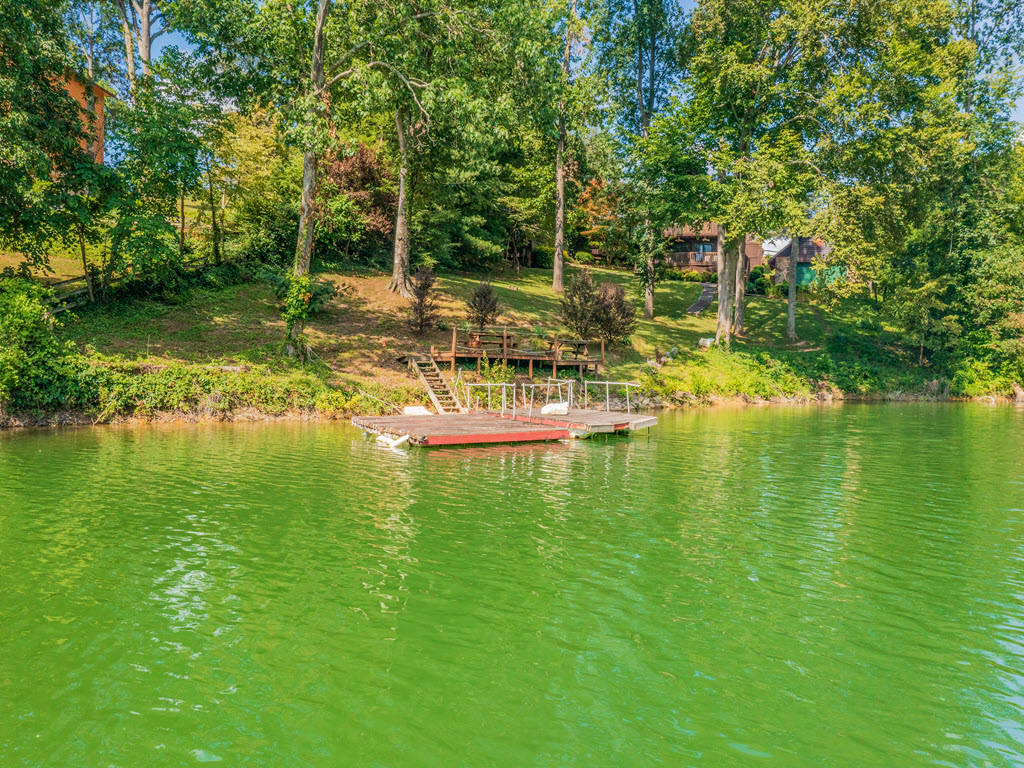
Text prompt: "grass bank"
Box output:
[[9, 263, 997, 426]]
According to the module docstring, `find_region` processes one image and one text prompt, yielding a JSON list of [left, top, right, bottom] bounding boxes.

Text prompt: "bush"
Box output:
[[747, 265, 773, 295], [665, 268, 706, 282], [265, 271, 338, 335], [408, 267, 438, 335], [572, 250, 596, 265], [467, 281, 499, 329], [593, 282, 637, 345], [560, 269, 598, 339], [0, 279, 85, 410], [950, 358, 1008, 397], [479, 352, 515, 384]]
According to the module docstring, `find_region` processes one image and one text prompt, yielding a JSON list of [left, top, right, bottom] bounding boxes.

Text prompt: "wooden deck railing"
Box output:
[[666, 252, 718, 269]]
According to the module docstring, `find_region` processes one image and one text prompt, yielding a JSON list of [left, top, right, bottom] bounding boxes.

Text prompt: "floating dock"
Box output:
[[352, 409, 656, 447]]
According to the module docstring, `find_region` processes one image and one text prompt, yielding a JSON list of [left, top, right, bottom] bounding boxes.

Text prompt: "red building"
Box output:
[[664, 223, 764, 274], [59, 74, 111, 164]]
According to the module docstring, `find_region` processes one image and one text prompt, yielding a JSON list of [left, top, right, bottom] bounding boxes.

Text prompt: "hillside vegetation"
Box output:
[[6, 263, 965, 426]]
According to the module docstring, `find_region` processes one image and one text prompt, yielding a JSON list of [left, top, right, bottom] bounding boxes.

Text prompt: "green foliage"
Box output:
[[666, 268, 707, 282], [747, 265, 773, 295], [466, 281, 500, 330], [949, 358, 1011, 398], [478, 352, 515, 384], [641, 346, 814, 402], [560, 269, 598, 338], [266, 271, 338, 335], [87, 364, 364, 420], [0, 0, 94, 263], [594, 282, 637, 345], [0, 279, 84, 410]]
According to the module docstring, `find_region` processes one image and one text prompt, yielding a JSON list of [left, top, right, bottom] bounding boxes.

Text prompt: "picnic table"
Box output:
[[467, 330, 518, 351], [550, 338, 600, 360]]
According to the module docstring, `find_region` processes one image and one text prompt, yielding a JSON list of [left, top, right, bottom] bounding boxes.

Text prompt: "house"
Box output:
[[769, 237, 832, 286], [59, 74, 112, 164], [663, 223, 764, 275]]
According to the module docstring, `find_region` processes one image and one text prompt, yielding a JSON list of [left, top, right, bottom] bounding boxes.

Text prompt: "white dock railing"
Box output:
[[463, 378, 642, 415]]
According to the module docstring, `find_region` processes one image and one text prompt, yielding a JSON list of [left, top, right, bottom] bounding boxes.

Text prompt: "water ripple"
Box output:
[[1, 405, 1023, 766]]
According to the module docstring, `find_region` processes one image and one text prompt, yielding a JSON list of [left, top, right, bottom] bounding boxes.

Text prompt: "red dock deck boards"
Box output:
[[352, 413, 568, 446]]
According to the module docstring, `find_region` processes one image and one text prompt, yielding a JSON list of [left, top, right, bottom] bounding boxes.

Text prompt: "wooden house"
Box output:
[[663, 223, 764, 274], [769, 237, 832, 286]]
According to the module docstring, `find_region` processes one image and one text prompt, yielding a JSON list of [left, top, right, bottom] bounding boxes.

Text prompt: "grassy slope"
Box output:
[[59, 264, 935, 405]]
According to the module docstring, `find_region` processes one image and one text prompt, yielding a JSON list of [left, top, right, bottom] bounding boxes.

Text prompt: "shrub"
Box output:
[[747, 265, 773, 295], [950, 358, 1008, 397], [467, 281, 499, 329], [560, 269, 598, 339], [408, 267, 438, 335], [593, 282, 637, 345], [265, 271, 338, 336], [666, 268, 706, 282], [0, 279, 85, 410], [479, 352, 515, 384], [572, 250, 596, 265]]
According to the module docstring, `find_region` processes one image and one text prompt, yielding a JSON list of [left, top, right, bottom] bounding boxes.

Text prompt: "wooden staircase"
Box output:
[[410, 357, 463, 414]]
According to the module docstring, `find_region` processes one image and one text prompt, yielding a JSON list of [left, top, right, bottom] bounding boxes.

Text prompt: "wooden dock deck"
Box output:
[[352, 409, 656, 447]]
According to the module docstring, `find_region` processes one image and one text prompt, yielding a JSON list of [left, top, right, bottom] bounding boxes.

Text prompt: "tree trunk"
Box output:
[[138, 0, 152, 75], [207, 165, 221, 264], [294, 150, 317, 276], [389, 109, 413, 299], [293, 0, 329, 279], [786, 255, 798, 342], [552, 3, 573, 293], [715, 229, 735, 343], [115, 0, 137, 96], [552, 111, 566, 293], [733, 239, 747, 335], [644, 256, 655, 319], [288, 0, 330, 358]]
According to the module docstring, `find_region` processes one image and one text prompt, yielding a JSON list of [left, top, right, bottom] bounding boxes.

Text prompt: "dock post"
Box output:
[[528, 358, 533, 378], [605, 382, 610, 411], [450, 327, 457, 374]]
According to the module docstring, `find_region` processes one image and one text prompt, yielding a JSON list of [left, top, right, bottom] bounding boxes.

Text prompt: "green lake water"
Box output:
[[2, 404, 1024, 767]]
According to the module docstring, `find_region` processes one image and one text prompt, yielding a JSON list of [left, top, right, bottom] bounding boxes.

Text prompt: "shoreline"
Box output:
[[3, 393, 1019, 432]]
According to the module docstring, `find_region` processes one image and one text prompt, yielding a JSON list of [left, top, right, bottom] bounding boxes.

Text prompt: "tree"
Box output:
[[560, 269, 598, 338], [408, 266, 438, 334], [553, 0, 582, 293], [651, 0, 830, 342], [594, 281, 637, 344], [594, 0, 684, 318], [0, 1, 106, 270], [467, 282, 500, 330], [111, 0, 169, 93]]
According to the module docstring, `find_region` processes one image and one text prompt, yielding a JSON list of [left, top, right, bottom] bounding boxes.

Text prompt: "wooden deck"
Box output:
[[352, 413, 569, 446], [352, 409, 657, 447], [501, 409, 658, 434]]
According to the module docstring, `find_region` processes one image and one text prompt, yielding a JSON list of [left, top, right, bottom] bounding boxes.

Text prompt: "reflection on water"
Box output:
[[2, 405, 1024, 766]]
